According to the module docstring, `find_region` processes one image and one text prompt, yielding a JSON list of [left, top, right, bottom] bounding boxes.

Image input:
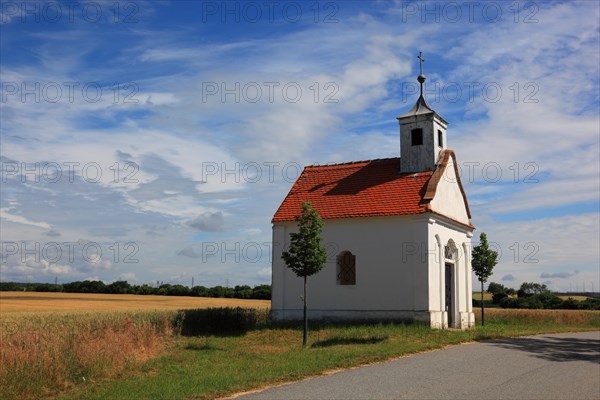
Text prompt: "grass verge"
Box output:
[[53, 308, 599, 400]]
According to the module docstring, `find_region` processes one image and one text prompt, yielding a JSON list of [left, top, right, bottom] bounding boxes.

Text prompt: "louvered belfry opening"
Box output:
[[337, 251, 356, 285]]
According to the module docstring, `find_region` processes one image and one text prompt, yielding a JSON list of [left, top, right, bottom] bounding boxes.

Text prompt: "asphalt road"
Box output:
[[234, 331, 600, 400]]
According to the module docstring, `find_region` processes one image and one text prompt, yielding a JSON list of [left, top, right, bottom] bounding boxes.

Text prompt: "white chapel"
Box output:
[[271, 54, 475, 329]]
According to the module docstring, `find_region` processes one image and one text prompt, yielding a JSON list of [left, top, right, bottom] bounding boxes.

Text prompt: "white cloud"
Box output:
[[257, 268, 271, 279], [541, 270, 579, 280], [0, 208, 52, 229], [6, 257, 74, 276], [118, 272, 137, 282], [185, 211, 224, 232], [475, 212, 599, 291], [178, 246, 202, 259]]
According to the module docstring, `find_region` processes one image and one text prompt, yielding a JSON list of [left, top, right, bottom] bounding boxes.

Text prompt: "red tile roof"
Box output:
[[272, 158, 433, 222]]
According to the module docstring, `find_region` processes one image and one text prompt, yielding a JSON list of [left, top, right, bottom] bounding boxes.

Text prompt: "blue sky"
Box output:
[[1, 0, 599, 291]]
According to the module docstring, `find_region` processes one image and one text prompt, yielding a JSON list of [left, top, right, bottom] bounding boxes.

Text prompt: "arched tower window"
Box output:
[[337, 251, 356, 285]]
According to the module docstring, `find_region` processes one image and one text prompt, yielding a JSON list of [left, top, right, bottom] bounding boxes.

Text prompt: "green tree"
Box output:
[[107, 280, 131, 294], [191, 285, 209, 297], [472, 232, 498, 325], [517, 282, 549, 297], [487, 282, 506, 295], [487, 282, 509, 304], [281, 202, 327, 347], [251, 284, 271, 300]]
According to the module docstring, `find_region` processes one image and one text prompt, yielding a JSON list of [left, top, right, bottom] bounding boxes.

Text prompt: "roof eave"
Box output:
[[273, 210, 429, 223], [425, 207, 475, 231]]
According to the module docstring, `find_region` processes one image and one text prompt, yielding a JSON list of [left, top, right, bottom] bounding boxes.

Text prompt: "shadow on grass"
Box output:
[[311, 336, 388, 348], [184, 340, 218, 351]]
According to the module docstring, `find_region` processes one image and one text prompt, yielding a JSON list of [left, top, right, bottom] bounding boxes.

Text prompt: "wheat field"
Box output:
[[0, 292, 269, 399], [0, 291, 270, 314]]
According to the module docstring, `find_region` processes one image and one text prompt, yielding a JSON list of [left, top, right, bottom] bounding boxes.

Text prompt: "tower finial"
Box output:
[[417, 51, 426, 97]]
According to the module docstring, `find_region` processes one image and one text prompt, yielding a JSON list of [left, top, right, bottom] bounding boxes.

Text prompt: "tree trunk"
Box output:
[[481, 280, 485, 326], [303, 276, 308, 348]]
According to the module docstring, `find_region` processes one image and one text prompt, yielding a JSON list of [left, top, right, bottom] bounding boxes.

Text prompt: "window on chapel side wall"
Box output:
[[337, 251, 356, 285]]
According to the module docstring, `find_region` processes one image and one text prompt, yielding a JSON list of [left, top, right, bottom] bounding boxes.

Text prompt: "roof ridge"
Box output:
[[305, 157, 400, 169]]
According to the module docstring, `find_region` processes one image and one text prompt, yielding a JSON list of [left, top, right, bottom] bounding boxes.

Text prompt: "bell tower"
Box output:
[[397, 52, 448, 173]]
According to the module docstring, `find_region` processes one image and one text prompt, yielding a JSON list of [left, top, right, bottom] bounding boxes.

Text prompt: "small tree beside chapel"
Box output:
[[472, 232, 498, 326], [281, 202, 327, 347]]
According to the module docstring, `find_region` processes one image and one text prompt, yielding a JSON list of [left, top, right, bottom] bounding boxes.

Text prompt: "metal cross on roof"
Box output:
[[416, 51, 427, 97], [417, 51, 425, 75]]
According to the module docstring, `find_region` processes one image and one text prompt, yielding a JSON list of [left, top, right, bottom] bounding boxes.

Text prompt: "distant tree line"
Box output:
[[485, 282, 600, 310], [0, 280, 271, 300]]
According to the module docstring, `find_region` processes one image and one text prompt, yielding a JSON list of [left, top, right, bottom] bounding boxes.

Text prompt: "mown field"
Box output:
[[1, 292, 598, 400]]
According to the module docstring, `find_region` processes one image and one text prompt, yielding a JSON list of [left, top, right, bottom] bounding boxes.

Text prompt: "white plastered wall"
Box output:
[[429, 158, 470, 225], [427, 216, 475, 328], [271, 215, 431, 322]]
